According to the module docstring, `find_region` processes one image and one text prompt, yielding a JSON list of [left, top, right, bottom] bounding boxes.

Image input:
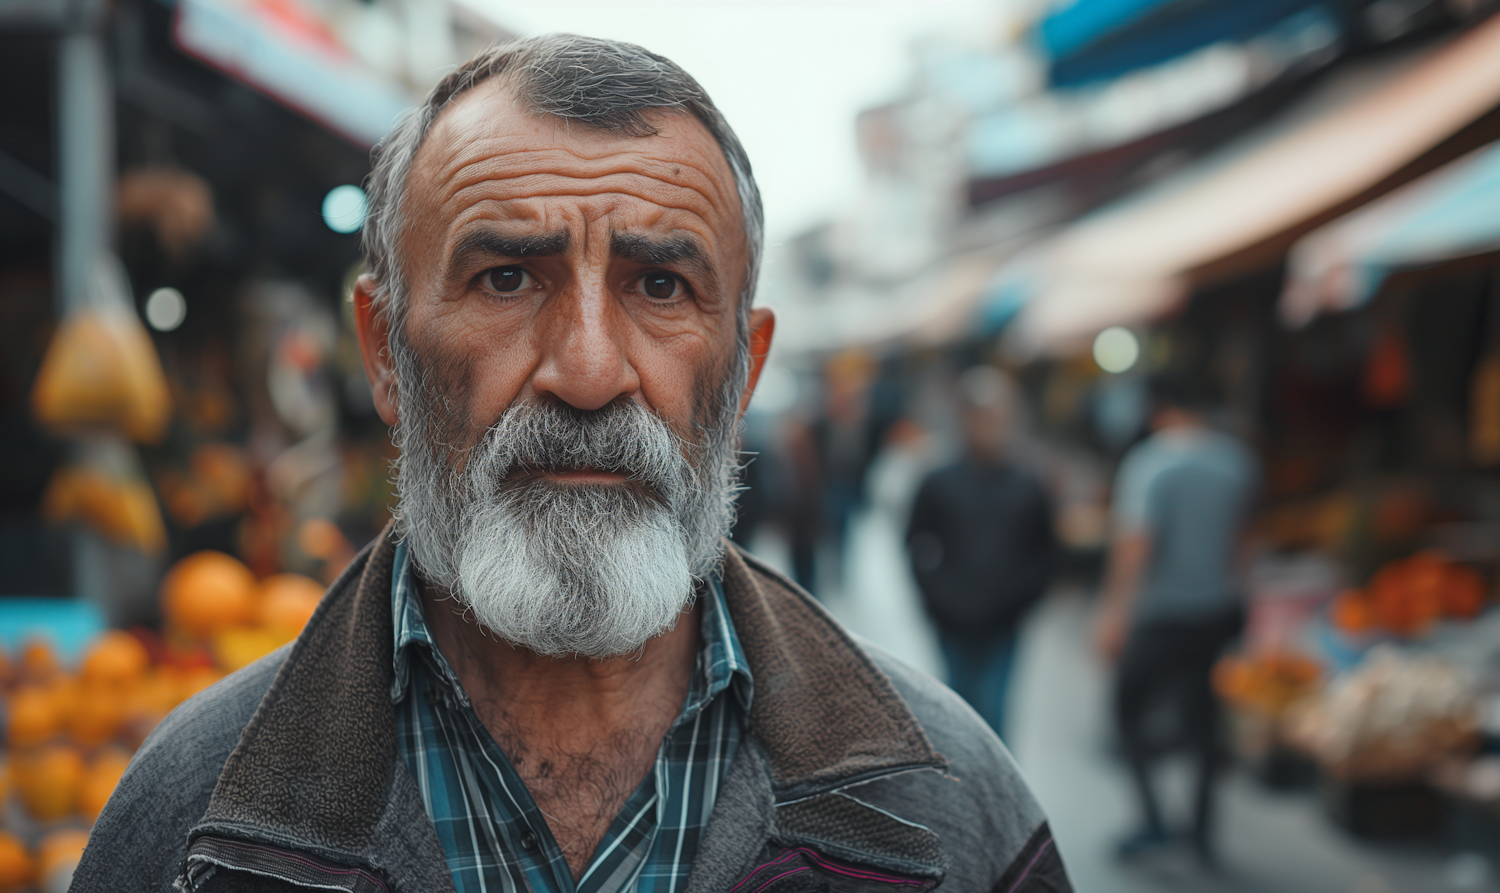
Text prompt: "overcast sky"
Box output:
[[469, 0, 1016, 244]]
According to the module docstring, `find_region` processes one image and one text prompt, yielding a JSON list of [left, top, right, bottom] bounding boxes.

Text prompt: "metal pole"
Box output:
[[56, 24, 113, 314], [57, 13, 118, 610]]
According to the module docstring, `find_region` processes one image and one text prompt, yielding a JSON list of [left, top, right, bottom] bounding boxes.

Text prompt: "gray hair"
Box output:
[[361, 33, 763, 348]]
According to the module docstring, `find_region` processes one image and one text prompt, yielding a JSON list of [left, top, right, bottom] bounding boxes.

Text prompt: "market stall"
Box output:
[[1209, 136, 1500, 855]]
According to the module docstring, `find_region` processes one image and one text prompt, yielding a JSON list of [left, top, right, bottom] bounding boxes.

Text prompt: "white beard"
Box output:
[[390, 337, 743, 659]]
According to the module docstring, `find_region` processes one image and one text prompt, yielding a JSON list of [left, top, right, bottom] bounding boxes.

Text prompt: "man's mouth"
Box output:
[[541, 467, 629, 484]]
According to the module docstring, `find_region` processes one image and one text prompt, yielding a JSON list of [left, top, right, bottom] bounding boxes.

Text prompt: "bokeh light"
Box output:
[[144, 287, 186, 332], [1092, 326, 1139, 374], [321, 185, 367, 234]]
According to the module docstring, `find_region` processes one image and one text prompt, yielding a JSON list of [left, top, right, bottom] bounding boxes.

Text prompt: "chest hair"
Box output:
[[489, 720, 664, 879]]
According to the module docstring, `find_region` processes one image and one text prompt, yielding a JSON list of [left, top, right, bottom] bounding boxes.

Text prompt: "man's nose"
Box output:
[[530, 286, 640, 411]]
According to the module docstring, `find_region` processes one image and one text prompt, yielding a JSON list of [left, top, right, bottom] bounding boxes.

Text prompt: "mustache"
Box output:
[[464, 397, 692, 505]]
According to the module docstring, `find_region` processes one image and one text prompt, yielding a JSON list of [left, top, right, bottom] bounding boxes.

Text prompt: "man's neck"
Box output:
[[417, 581, 699, 746], [417, 583, 700, 877]]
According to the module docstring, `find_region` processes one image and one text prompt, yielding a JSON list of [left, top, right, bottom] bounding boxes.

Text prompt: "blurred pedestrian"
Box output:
[[906, 367, 1057, 740], [1094, 374, 1258, 866]]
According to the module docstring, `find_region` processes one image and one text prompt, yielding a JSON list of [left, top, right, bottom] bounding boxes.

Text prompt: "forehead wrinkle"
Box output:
[[422, 131, 738, 219], [435, 158, 732, 224], [406, 95, 747, 291]]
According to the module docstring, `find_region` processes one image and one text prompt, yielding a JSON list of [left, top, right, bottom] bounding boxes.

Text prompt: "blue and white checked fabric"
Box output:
[[390, 542, 752, 893]]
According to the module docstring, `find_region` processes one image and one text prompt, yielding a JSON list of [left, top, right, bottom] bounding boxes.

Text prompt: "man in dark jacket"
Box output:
[[74, 35, 1070, 893], [907, 368, 1057, 740]]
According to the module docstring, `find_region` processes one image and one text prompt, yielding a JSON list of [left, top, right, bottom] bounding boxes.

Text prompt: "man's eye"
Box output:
[[639, 272, 685, 301], [481, 267, 534, 294]]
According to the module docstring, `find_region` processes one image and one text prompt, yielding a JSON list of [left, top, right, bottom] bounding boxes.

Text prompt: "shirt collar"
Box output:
[[389, 541, 752, 714]]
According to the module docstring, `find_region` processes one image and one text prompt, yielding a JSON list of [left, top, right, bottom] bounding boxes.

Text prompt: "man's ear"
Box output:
[[738, 306, 776, 416], [352, 274, 400, 427]]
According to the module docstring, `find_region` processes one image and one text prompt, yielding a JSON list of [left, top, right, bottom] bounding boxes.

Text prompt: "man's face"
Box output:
[[353, 81, 772, 658], [389, 80, 753, 454]]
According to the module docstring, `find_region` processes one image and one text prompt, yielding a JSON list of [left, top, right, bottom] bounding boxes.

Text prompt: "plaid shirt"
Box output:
[[390, 543, 752, 893]]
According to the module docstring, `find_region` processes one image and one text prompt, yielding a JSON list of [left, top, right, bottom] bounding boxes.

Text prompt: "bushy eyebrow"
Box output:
[[611, 232, 719, 294], [443, 229, 570, 282]]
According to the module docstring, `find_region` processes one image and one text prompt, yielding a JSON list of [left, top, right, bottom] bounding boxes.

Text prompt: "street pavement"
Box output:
[[751, 497, 1495, 893]]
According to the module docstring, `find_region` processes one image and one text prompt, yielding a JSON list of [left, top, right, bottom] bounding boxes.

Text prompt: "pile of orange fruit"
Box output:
[[159, 550, 323, 672], [0, 550, 325, 890], [1330, 551, 1488, 638], [1213, 650, 1324, 717], [2, 634, 217, 828], [0, 827, 90, 893]]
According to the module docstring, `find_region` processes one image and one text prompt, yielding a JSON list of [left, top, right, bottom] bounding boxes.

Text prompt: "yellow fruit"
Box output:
[[12, 744, 84, 822], [0, 832, 35, 893], [161, 551, 256, 639], [212, 627, 285, 673], [258, 574, 323, 641], [41, 466, 168, 555]]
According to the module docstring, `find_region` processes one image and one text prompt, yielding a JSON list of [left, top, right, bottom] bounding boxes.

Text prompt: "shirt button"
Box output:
[[520, 831, 539, 851]]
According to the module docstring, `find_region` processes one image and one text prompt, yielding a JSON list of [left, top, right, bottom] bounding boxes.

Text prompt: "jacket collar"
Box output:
[[189, 525, 946, 886], [717, 547, 946, 799]]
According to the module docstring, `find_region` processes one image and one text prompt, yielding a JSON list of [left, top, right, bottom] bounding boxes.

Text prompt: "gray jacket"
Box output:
[[72, 529, 1070, 893]]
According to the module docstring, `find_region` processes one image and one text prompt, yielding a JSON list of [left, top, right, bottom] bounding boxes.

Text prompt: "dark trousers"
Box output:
[[1113, 608, 1241, 853], [939, 629, 1019, 742]]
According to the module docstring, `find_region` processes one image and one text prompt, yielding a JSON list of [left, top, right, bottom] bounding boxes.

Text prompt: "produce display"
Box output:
[[0, 552, 323, 892], [1284, 646, 1481, 781], [1214, 650, 1324, 717], [1329, 551, 1488, 638]]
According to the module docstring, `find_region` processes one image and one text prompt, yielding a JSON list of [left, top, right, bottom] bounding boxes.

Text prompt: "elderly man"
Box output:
[[74, 36, 1069, 893]]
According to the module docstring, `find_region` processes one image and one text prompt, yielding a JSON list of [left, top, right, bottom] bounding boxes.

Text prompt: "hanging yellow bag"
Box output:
[[30, 306, 171, 444]]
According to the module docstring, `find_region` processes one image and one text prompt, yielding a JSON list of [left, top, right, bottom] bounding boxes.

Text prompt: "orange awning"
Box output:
[[1005, 15, 1500, 356]]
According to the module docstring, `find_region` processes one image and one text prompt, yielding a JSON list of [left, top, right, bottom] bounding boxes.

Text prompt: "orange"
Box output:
[[7, 685, 63, 747], [12, 743, 84, 822], [19, 639, 61, 684], [66, 682, 127, 747], [160, 551, 256, 639], [37, 828, 89, 886], [80, 630, 150, 690], [1444, 564, 1487, 619], [1330, 589, 1374, 634], [258, 573, 324, 641], [0, 832, 34, 893], [79, 749, 132, 821]]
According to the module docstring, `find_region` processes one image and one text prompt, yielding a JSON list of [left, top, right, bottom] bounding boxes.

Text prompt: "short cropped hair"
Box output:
[[361, 34, 764, 342]]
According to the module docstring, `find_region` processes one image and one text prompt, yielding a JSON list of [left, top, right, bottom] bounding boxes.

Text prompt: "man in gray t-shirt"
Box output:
[[1112, 424, 1257, 623], [1095, 376, 1257, 867]]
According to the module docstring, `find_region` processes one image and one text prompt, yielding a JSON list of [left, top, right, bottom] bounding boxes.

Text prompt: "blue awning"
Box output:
[[1282, 139, 1500, 325], [1037, 0, 1336, 87]]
